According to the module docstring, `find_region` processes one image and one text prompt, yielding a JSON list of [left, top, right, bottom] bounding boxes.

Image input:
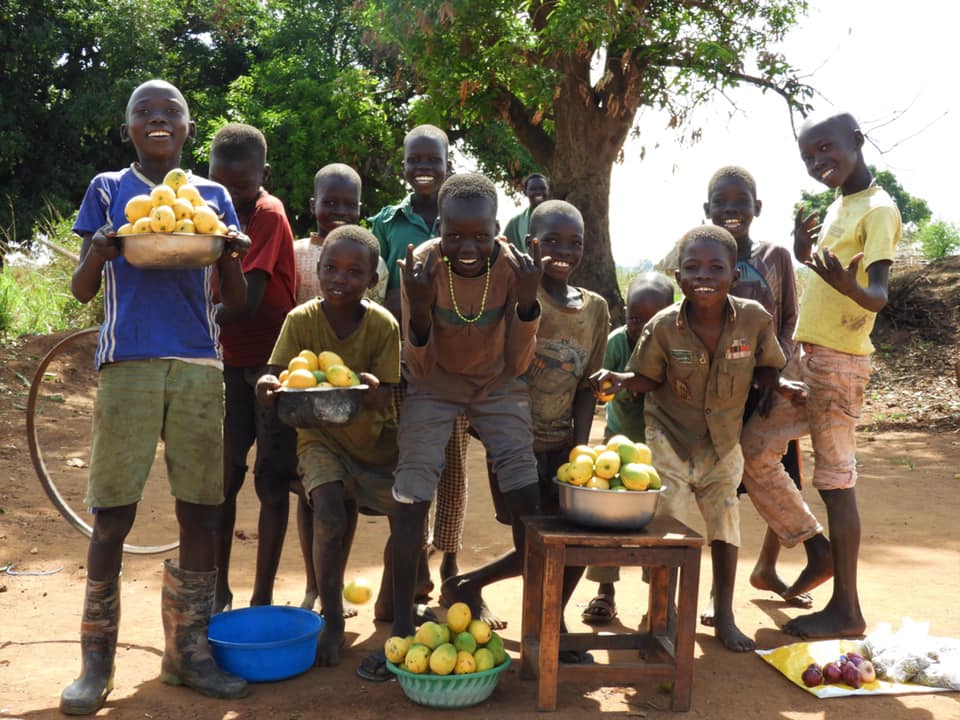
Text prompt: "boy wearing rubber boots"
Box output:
[[61, 79, 250, 714]]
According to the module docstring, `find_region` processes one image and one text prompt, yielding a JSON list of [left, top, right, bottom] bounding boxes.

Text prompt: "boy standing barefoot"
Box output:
[[741, 111, 901, 639]]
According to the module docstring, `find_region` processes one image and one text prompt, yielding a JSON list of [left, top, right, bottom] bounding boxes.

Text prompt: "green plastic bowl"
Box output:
[[386, 656, 512, 708]]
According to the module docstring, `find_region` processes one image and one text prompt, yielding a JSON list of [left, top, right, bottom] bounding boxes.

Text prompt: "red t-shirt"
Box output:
[[219, 191, 297, 367]]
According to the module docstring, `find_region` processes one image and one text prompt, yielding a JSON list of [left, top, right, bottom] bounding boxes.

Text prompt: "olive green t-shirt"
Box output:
[[269, 299, 401, 469]]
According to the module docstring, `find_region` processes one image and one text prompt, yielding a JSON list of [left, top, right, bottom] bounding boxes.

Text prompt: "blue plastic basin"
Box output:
[[208, 605, 323, 682]]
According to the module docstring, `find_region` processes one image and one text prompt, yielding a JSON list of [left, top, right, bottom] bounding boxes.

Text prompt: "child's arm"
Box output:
[[399, 243, 437, 345], [255, 365, 285, 407], [215, 233, 250, 311], [793, 205, 821, 264], [506, 239, 542, 321], [805, 251, 891, 313], [589, 369, 660, 398], [71, 229, 116, 303], [217, 270, 268, 324], [571, 388, 596, 446]]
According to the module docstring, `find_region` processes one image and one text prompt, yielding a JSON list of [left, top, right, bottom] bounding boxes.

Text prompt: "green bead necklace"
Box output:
[[443, 256, 491, 324]]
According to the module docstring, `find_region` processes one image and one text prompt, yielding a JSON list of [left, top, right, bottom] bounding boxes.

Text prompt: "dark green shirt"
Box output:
[[603, 326, 647, 442], [503, 206, 530, 252], [367, 193, 437, 292]]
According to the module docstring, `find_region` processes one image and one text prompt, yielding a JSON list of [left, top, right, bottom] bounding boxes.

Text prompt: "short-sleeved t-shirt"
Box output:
[[73, 164, 240, 369], [796, 184, 901, 356], [628, 296, 785, 460], [219, 191, 296, 368], [730, 241, 799, 361], [503, 206, 531, 252], [293, 235, 389, 306], [522, 287, 608, 450], [367, 194, 437, 292], [269, 299, 401, 468], [603, 326, 647, 443]]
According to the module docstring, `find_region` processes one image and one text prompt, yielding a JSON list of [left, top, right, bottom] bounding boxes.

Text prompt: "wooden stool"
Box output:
[[520, 515, 703, 711]]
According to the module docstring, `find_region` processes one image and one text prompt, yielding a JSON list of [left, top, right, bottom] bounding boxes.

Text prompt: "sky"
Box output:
[[495, 0, 957, 268]]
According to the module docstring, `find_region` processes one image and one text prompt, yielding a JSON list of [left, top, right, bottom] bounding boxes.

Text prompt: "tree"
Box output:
[[915, 220, 960, 260], [359, 0, 814, 322], [797, 166, 932, 230]]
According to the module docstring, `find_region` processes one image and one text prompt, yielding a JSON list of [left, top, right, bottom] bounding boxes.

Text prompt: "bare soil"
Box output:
[[1, 309, 958, 719]]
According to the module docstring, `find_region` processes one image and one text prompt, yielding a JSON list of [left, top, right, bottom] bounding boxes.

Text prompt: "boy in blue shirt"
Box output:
[[61, 80, 250, 714]]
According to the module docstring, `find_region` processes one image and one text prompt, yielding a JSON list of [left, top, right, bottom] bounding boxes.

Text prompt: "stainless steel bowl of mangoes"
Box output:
[[274, 350, 366, 428]]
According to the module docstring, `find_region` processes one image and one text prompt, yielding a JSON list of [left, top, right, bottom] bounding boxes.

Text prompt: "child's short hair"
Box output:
[[523, 173, 549, 191], [438, 173, 498, 214], [403, 124, 449, 153], [707, 165, 757, 199], [322, 225, 380, 273], [314, 163, 361, 193], [210, 123, 267, 166], [125, 79, 189, 122], [627, 272, 674, 306], [529, 199, 583, 238], [676, 225, 738, 268]]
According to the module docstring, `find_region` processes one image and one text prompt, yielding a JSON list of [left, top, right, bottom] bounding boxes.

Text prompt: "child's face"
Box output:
[[121, 84, 195, 165], [208, 154, 266, 212], [704, 175, 760, 244], [626, 290, 671, 344], [439, 196, 497, 278], [798, 117, 864, 190], [535, 214, 583, 283], [403, 135, 447, 197], [317, 238, 376, 308], [525, 176, 550, 210], [675, 238, 737, 310], [312, 177, 361, 236]]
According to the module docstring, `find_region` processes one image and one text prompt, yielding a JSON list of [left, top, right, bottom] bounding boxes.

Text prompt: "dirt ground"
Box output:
[[0, 331, 958, 720]]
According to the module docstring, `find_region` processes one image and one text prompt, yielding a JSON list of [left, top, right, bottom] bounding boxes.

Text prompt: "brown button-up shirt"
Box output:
[[627, 295, 785, 460]]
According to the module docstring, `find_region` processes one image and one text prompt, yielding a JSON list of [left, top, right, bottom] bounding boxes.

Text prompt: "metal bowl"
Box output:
[[553, 478, 663, 530], [275, 385, 368, 428], [121, 233, 226, 269]]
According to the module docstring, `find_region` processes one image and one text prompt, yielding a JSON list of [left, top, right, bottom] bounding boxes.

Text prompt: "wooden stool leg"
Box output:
[[536, 545, 564, 711], [520, 537, 545, 680], [670, 547, 701, 712]]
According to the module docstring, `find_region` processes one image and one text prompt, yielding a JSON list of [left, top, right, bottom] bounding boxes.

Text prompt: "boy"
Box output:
[[503, 173, 550, 251], [740, 111, 901, 639], [701, 166, 832, 625], [368, 124, 467, 594], [257, 225, 401, 667], [582, 272, 674, 625], [294, 164, 388, 306], [209, 123, 299, 614], [62, 79, 249, 714], [358, 173, 543, 680], [292, 163, 386, 613], [591, 225, 793, 651], [483, 200, 609, 640]]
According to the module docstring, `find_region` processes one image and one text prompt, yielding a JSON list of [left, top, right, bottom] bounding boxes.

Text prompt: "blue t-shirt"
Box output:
[[73, 164, 240, 369]]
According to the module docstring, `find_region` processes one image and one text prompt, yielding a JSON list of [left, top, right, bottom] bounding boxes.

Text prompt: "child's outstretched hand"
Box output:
[[805, 247, 865, 298], [793, 205, 821, 264], [776, 378, 807, 407], [589, 369, 628, 400], [507, 237, 542, 319], [255, 373, 282, 407], [398, 243, 437, 311], [91, 223, 121, 261]]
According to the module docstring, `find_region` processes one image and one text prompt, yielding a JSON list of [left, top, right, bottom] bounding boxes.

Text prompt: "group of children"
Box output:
[[60, 76, 901, 714]]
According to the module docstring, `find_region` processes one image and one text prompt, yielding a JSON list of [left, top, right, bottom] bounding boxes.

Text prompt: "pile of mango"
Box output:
[[556, 434, 662, 491], [118, 168, 227, 236], [280, 349, 360, 389]]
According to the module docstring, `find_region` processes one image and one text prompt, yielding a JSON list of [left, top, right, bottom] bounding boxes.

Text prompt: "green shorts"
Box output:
[[298, 442, 395, 516], [86, 359, 225, 508]]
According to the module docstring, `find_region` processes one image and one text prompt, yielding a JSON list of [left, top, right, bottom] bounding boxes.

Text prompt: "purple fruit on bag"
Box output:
[[801, 664, 823, 687], [822, 662, 843, 684], [842, 662, 862, 688], [845, 652, 864, 667]]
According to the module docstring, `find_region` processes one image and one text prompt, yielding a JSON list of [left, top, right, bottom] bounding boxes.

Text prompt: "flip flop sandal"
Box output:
[[414, 603, 439, 626], [559, 650, 595, 664], [355, 650, 395, 682], [581, 595, 617, 625]]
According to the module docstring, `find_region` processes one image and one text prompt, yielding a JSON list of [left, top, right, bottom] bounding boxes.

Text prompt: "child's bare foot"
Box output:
[[700, 596, 715, 627], [440, 552, 459, 583], [213, 590, 233, 615], [785, 535, 833, 599], [782, 602, 866, 639], [373, 600, 438, 625], [300, 590, 319, 610], [315, 620, 345, 667], [714, 616, 756, 652], [440, 577, 507, 630], [749, 568, 814, 609]]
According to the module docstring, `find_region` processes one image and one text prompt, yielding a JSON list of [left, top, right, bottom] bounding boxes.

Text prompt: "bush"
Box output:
[[916, 220, 960, 260]]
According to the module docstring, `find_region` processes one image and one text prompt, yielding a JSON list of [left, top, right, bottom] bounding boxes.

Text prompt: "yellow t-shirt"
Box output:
[[269, 298, 401, 468], [795, 185, 901, 355]]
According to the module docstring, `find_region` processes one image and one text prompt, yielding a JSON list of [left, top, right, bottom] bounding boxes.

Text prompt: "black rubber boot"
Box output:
[[60, 576, 120, 715]]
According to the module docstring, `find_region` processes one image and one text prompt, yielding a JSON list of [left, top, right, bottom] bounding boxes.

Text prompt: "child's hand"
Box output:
[[589, 369, 627, 400], [507, 238, 542, 319], [398, 243, 437, 311], [359, 373, 390, 411], [255, 374, 282, 407], [805, 248, 864, 298], [223, 227, 251, 261], [793, 206, 820, 263], [91, 223, 121, 261], [776, 378, 808, 408], [358, 372, 380, 390], [752, 366, 780, 417]]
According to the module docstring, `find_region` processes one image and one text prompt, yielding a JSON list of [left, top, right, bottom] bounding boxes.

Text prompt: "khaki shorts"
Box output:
[[86, 359, 224, 508], [298, 442, 396, 516], [646, 422, 742, 547]]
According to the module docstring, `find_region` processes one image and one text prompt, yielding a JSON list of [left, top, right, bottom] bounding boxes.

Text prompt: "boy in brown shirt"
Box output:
[[592, 225, 802, 651]]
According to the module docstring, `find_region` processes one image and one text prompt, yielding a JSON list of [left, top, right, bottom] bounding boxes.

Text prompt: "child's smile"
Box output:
[[439, 197, 497, 278], [676, 238, 738, 309], [705, 175, 758, 244], [403, 136, 447, 197]]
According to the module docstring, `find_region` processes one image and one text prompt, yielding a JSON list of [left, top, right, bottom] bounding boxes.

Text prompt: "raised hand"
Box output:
[[506, 238, 543, 318], [793, 205, 821, 264], [805, 248, 864, 297], [397, 243, 437, 311]]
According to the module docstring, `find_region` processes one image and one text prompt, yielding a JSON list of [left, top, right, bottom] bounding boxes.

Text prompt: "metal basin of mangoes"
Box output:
[[274, 385, 369, 428], [121, 233, 227, 269]]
